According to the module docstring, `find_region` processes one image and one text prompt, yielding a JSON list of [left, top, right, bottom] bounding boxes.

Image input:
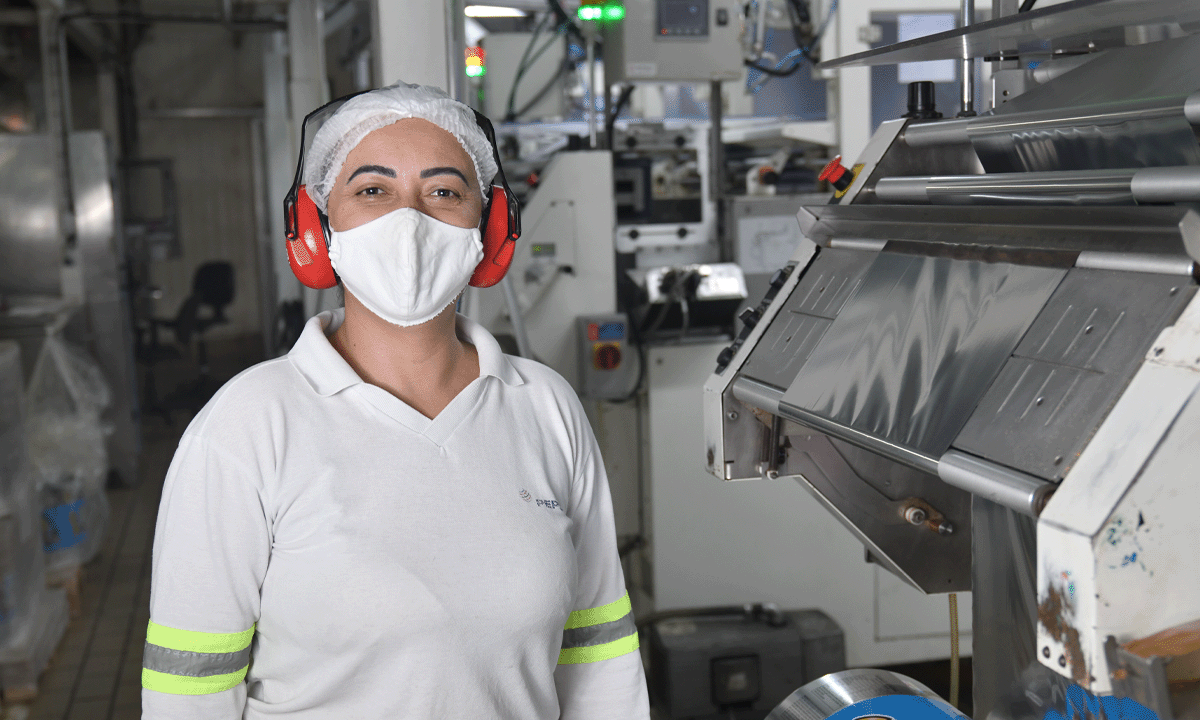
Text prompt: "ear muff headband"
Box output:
[[283, 92, 522, 291]]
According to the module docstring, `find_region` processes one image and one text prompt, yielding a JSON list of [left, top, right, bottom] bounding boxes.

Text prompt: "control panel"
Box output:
[[602, 0, 744, 83], [577, 314, 637, 400]]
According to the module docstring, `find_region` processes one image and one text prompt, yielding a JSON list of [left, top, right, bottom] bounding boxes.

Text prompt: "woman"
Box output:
[[141, 83, 650, 719]]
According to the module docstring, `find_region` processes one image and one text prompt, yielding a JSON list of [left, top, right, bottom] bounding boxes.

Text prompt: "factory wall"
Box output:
[[132, 23, 266, 341]]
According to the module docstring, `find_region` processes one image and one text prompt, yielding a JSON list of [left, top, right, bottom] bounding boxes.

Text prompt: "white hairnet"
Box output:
[[302, 82, 499, 213]]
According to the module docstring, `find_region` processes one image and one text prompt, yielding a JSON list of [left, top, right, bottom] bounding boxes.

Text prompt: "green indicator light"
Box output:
[[603, 5, 625, 20], [577, 6, 601, 20], [466, 65, 485, 77]]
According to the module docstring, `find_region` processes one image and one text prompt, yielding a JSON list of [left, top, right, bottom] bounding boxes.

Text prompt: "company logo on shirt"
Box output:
[[519, 489, 561, 510]]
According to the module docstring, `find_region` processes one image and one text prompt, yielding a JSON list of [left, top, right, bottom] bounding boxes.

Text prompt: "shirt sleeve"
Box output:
[[554, 417, 651, 720], [142, 432, 272, 720]]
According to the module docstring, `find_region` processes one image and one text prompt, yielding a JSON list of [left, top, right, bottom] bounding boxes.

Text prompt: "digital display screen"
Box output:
[[657, 0, 708, 36]]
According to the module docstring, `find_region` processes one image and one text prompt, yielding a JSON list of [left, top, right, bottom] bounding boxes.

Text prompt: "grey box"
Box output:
[[577, 314, 637, 400], [647, 608, 846, 719], [602, 0, 744, 83]]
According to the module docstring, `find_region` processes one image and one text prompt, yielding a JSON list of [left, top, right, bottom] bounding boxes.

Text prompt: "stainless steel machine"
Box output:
[[704, 2, 1200, 719]]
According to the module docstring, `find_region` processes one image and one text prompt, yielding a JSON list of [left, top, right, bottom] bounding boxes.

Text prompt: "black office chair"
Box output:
[[137, 261, 235, 422]]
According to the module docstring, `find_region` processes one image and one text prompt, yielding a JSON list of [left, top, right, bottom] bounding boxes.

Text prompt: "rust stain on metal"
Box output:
[[1038, 584, 1087, 684]]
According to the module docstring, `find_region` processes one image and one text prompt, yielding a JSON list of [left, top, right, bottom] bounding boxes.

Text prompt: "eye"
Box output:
[[432, 188, 460, 199], [356, 186, 383, 197]]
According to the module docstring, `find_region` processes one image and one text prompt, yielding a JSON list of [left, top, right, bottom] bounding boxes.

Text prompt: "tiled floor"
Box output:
[[4, 337, 260, 720]]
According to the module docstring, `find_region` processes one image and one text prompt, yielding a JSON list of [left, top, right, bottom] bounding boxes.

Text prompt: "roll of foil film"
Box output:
[[766, 669, 962, 720]]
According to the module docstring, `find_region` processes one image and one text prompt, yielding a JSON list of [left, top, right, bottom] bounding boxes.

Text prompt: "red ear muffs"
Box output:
[[286, 185, 338, 290], [470, 186, 517, 289]]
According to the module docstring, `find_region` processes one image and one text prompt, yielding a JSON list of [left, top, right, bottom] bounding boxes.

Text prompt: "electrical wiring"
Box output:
[[1018, 0, 1038, 11], [505, 13, 551, 121], [747, 0, 838, 91], [505, 8, 578, 121], [511, 60, 570, 119]]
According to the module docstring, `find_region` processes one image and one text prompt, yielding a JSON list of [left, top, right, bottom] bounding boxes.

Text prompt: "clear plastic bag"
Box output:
[[0, 342, 47, 646], [24, 334, 112, 568]]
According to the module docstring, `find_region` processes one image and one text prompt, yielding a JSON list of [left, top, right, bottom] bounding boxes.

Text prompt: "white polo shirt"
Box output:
[[142, 308, 649, 720]]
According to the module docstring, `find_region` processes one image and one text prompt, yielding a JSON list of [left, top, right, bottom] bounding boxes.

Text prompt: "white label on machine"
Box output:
[[897, 14, 957, 85], [627, 62, 658, 78]]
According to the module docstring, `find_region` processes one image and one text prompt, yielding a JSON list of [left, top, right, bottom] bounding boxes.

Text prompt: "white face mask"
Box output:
[[328, 207, 484, 327]]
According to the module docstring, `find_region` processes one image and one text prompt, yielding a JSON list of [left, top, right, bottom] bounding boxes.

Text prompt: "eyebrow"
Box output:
[[420, 166, 469, 185], [346, 165, 396, 183]]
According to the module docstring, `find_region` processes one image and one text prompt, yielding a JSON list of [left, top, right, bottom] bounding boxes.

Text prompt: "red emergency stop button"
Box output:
[[594, 343, 622, 370], [820, 155, 854, 192]]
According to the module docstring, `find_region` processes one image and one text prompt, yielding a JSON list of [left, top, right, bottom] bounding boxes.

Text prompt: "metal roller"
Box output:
[[903, 94, 1200, 150], [875, 166, 1200, 206], [937, 450, 1056, 518]]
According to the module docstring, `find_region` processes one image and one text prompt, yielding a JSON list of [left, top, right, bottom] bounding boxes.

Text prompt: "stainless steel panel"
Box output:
[[767, 669, 943, 720], [785, 432, 972, 593], [738, 248, 874, 392], [70, 132, 140, 487], [0, 135, 62, 295], [782, 253, 1067, 459], [817, 0, 1200, 68], [972, 496, 1041, 720], [954, 269, 1196, 480], [796, 204, 1200, 262]]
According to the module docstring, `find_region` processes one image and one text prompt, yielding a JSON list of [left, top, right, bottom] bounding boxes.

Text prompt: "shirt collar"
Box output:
[[288, 307, 525, 397]]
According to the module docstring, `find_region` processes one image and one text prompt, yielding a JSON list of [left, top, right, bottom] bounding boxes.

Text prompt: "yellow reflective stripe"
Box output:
[[146, 621, 255, 654], [558, 632, 639, 664], [142, 666, 248, 695], [564, 591, 631, 630]]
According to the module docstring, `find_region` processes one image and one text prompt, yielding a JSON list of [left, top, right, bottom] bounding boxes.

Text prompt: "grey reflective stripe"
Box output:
[[143, 642, 251, 678], [561, 612, 636, 649]]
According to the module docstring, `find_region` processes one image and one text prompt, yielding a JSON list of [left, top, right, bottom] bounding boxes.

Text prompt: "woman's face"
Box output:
[[325, 118, 485, 233]]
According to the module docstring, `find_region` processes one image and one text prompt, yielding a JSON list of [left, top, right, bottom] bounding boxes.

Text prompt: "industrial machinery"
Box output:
[[705, 2, 1200, 720]]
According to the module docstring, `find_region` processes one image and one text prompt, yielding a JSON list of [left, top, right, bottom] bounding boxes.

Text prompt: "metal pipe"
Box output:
[[937, 450, 1054, 517], [1075, 252, 1195, 276], [730, 376, 783, 415], [500, 275, 534, 359], [959, 0, 975, 117], [828, 238, 888, 252], [445, 0, 467, 104], [876, 170, 1136, 203], [1186, 91, 1200, 125], [730, 377, 941, 475], [1131, 166, 1200, 203], [38, 6, 75, 254], [875, 167, 1200, 205], [710, 80, 724, 203], [62, 11, 287, 30], [586, 28, 597, 148], [905, 99, 1188, 148]]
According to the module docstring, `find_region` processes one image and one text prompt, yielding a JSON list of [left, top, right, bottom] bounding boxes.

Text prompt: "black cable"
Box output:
[[512, 59, 570, 119], [1018, 0, 1037, 10], [605, 83, 635, 149], [785, 0, 819, 63], [505, 13, 550, 121], [744, 59, 801, 76], [545, 0, 585, 42], [507, 18, 574, 121]]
